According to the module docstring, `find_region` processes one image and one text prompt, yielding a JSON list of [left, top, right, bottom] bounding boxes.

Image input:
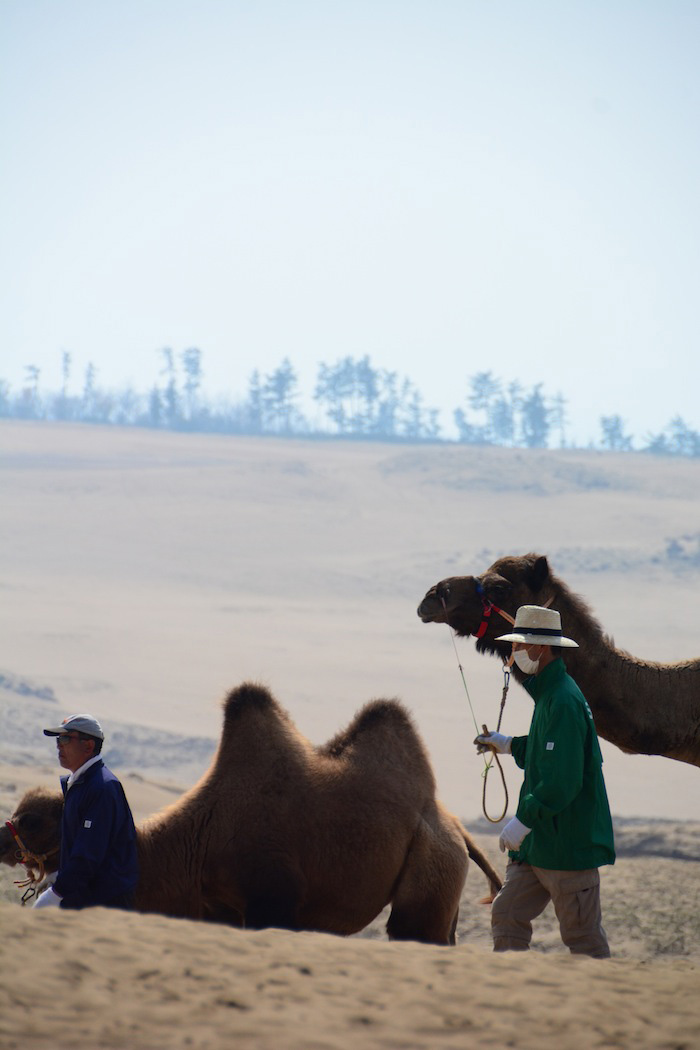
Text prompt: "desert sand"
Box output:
[[1, 420, 699, 1049], [1, 894, 699, 1050], [2, 780, 700, 1050]]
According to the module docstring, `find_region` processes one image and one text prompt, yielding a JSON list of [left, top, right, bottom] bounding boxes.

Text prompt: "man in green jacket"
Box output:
[[475, 604, 615, 958]]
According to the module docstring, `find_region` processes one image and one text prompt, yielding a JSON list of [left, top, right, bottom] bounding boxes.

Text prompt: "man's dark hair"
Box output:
[[78, 733, 103, 755]]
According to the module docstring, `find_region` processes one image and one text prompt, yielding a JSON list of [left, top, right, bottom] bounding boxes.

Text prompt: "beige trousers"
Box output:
[[491, 860, 610, 958]]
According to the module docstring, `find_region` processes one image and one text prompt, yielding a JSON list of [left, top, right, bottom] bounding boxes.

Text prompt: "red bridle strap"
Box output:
[[474, 600, 515, 638], [5, 819, 28, 854]]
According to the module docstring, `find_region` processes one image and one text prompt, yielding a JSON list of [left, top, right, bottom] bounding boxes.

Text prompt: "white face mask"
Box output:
[[513, 649, 540, 675]]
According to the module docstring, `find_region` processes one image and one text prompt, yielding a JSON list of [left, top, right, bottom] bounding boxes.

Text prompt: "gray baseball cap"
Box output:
[[43, 713, 105, 741]]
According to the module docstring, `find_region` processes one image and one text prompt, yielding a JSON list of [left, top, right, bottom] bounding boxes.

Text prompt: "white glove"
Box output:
[[474, 731, 512, 755], [499, 816, 531, 853], [33, 886, 62, 909]]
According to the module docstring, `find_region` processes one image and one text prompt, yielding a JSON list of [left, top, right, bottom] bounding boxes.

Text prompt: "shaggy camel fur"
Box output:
[[0, 682, 502, 944], [417, 552, 700, 768]]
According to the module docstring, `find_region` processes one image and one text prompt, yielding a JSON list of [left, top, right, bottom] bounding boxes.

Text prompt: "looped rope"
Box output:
[[441, 588, 557, 823], [441, 597, 511, 823], [440, 588, 557, 824], [480, 665, 510, 823]]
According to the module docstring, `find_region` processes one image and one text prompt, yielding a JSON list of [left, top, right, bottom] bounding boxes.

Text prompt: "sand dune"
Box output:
[[2, 420, 700, 1048], [1, 868, 699, 1050], [2, 794, 700, 1048], [2, 421, 700, 821]]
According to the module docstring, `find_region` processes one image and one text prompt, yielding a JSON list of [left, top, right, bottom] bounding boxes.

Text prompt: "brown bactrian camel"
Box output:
[[0, 682, 501, 944], [417, 552, 700, 768]]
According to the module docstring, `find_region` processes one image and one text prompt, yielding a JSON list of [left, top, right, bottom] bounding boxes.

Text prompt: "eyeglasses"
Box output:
[[56, 734, 82, 745]]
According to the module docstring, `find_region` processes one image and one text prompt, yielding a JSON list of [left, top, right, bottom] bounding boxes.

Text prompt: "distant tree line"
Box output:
[[1, 350, 698, 456]]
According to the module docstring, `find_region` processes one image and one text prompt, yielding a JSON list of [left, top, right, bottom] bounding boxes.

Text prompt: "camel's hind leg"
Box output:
[[386, 818, 467, 946]]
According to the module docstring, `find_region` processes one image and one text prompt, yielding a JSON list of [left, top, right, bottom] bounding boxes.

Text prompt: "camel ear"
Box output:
[[524, 555, 550, 593]]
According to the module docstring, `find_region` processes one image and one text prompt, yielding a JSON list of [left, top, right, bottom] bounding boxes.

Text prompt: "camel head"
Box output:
[[417, 553, 554, 656], [0, 787, 63, 876]]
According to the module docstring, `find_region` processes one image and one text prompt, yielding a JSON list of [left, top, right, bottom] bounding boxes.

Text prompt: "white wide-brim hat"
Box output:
[[495, 605, 578, 648]]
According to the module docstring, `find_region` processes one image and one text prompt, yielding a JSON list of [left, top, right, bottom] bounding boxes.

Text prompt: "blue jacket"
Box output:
[[54, 759, 139, 908]]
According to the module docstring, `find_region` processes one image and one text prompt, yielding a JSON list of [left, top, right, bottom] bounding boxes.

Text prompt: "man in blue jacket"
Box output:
[[33, 713, 139, 910], [475, 605, 615, 958]]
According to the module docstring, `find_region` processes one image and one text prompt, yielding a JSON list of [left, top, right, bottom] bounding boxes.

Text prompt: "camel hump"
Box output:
[[222, 682, 282, 722], [17, 786, 63, 808], [352, 699, 416, 734], [321, 698, 428, 761]]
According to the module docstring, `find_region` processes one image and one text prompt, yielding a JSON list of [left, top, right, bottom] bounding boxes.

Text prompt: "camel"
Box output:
[[417, 552, 700, 769], [0, 682, 502, 944]]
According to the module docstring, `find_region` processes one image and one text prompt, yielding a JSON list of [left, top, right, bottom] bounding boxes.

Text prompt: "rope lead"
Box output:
[[441, 597, 511, 823], [479, 665, 510, 823]]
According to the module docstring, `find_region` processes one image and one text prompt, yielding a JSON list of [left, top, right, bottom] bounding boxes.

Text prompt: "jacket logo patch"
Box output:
[[83, 820, 92, 828], [546, 742, 555, 751]]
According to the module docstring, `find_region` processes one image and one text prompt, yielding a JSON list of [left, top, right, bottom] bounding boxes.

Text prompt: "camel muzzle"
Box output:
[[4, 819, 60, 904]]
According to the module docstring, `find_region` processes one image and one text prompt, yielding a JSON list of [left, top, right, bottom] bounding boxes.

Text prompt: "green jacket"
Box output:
[[510, 658, 615, 870]]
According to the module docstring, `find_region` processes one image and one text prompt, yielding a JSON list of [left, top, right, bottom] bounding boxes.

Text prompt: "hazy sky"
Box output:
[[2, 1, 699, 444]]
